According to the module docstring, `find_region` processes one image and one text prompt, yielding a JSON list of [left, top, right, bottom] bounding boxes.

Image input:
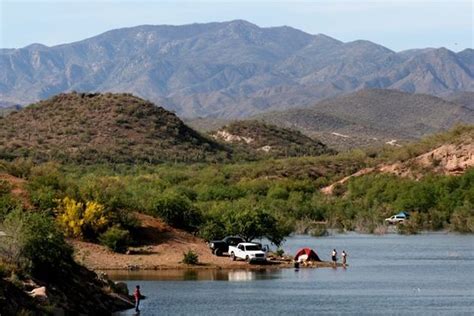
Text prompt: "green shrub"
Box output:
[[450, 203, 474, 233], [309, 224, 329, 237], [267, 186, 289, 200], [1, 158, 33, 178], [153, 191, 202, 231], [0, 179, 12, 195], [275, 248, 285, 257], [182, 250, 199, 265], [99, 226, 130, 253], [0, 209, 73, 276], [0, 194, 20, 221], [198, 220, 226, 241]]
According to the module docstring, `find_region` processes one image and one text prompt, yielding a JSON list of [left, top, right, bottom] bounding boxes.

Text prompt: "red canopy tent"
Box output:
[[294, 247, 321, 262]]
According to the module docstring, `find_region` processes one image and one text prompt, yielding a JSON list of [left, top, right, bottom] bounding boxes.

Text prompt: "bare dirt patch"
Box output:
[[73, 213, 253, 270]]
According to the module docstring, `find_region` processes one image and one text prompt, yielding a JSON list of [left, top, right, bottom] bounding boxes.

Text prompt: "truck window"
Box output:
[[245, 245, 260, 251]]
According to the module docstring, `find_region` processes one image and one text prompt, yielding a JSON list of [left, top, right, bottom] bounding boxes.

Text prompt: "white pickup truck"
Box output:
[[229, 242, 267, 263]]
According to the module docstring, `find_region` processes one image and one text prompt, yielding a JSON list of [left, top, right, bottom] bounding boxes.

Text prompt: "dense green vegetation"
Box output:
[[1, 133, 472, 259], [211, 120, 332, 158], [0, 126, 472, 265], [329, 171, 474, 233]]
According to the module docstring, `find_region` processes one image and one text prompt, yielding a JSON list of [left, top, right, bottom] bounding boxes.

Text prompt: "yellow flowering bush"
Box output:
[[56, 197, 109, 238]]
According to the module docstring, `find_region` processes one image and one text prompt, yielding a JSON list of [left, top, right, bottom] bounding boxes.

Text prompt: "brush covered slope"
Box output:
[[0, 92, 229, 163], [255, 89, 474, 149], [211, 120, 333, 157]]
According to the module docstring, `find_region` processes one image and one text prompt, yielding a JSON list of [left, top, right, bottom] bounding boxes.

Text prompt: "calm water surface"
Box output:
[[112, 234, 474, 315]]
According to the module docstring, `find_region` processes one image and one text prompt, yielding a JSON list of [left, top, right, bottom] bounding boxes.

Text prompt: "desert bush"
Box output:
[[0, 209, 73, 275], [0, 197, 19, 221], [275, 248, 285, 257], [0, 179, 11, 195], [182, 250, 199, 265], [153, 191, 202, 231], [99, 226, 130, 253], [29, 186, 58, 211], [198, 220, 226, 241], [267, 186, 289, 200], [1, 158, 33, 178], [55, 197, 109, 239], [450, 203, 474, 233]]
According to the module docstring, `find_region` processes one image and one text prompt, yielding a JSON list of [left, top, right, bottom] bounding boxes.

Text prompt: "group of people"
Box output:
[[331, 249, 347, 266]]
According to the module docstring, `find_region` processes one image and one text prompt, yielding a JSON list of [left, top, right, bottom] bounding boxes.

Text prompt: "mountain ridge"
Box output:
[[252, 89, 474, 149], [1, 20, 473, 118]]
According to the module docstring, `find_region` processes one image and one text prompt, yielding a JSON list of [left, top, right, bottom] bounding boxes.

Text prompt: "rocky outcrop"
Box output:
[[213, 130, 254, 144], [381, 143, 474, 176], [321, 140, 473, 195]]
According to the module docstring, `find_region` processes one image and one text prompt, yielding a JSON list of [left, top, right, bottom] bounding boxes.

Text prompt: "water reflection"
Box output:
[[112, 234, 474, 316], [107, 268, 281, 282]]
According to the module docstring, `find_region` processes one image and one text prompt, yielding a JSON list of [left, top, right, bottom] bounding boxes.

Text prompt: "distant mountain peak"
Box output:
[[0, 20, 472, 118]]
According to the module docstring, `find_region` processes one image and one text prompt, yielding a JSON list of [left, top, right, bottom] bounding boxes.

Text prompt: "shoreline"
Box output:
[[91, 260, 346, 273]]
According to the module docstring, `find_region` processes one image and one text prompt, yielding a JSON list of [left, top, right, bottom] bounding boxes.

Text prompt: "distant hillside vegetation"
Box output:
[[445, 91, 474, 111], [0, 104, 21, 117], [255, 89, 474, 150], [0, 93, 229, 163], [211, 120, 332, 158]]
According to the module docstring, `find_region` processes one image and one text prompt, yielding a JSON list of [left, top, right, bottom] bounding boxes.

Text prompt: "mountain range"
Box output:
[[1, 20, 473, 118], [253, 89, 474, 149]]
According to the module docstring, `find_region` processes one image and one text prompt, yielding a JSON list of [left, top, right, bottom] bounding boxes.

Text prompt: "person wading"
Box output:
[[331, 249, 338, 266], [342, 250, 347, 266], [134, 285, 142, 312]]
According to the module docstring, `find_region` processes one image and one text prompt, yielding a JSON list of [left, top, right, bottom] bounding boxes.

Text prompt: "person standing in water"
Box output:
[[342, 250, 347, 266], [134, 285, 142, 312], [331, 249, 338, 265]]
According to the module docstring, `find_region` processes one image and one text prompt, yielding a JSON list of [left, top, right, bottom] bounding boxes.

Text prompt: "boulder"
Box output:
[[114, 282, 129, 296], [29, 286, 48, 302]]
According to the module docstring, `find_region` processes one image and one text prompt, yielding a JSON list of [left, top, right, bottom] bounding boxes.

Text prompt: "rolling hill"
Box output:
[[0, 92, 229, 163], [1, 20, 472, 118], [210, 120, 332, 158], [253, 89, 474, 149]]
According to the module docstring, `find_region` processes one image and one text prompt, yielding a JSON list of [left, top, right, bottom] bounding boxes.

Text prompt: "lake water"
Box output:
[[112, 233, 474, 315]]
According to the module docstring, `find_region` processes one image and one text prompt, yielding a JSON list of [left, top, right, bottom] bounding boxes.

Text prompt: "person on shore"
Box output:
[[331, 249, 338, 265], [342, 250, 347, 266], [134, 285, 142, 312]]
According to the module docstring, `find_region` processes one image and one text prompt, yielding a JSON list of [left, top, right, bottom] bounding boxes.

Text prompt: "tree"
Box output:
[[0, 209, 73, 275], [224, 208, 291, 246], [153, 191, 202, 231]]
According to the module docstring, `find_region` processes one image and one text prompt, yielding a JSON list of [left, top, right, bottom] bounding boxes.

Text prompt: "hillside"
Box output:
[[0, 104, 21, 117], [445, 91, 474, 110], [321, 126, 474, 194], [210, 120, 332, 157], [1, 20, 473, 118], [0, 92, 229, 163], [255, 89, 474, 149]]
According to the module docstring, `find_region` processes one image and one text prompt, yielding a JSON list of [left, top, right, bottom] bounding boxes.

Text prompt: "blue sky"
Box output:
[[0, 0, 472, 51]]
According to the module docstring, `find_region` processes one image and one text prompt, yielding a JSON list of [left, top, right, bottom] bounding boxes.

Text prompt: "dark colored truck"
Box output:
[[208, 236, 244, 256]]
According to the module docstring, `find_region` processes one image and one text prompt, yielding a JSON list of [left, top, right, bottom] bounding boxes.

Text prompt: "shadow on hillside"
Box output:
[[132, 225, 176, 246]]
